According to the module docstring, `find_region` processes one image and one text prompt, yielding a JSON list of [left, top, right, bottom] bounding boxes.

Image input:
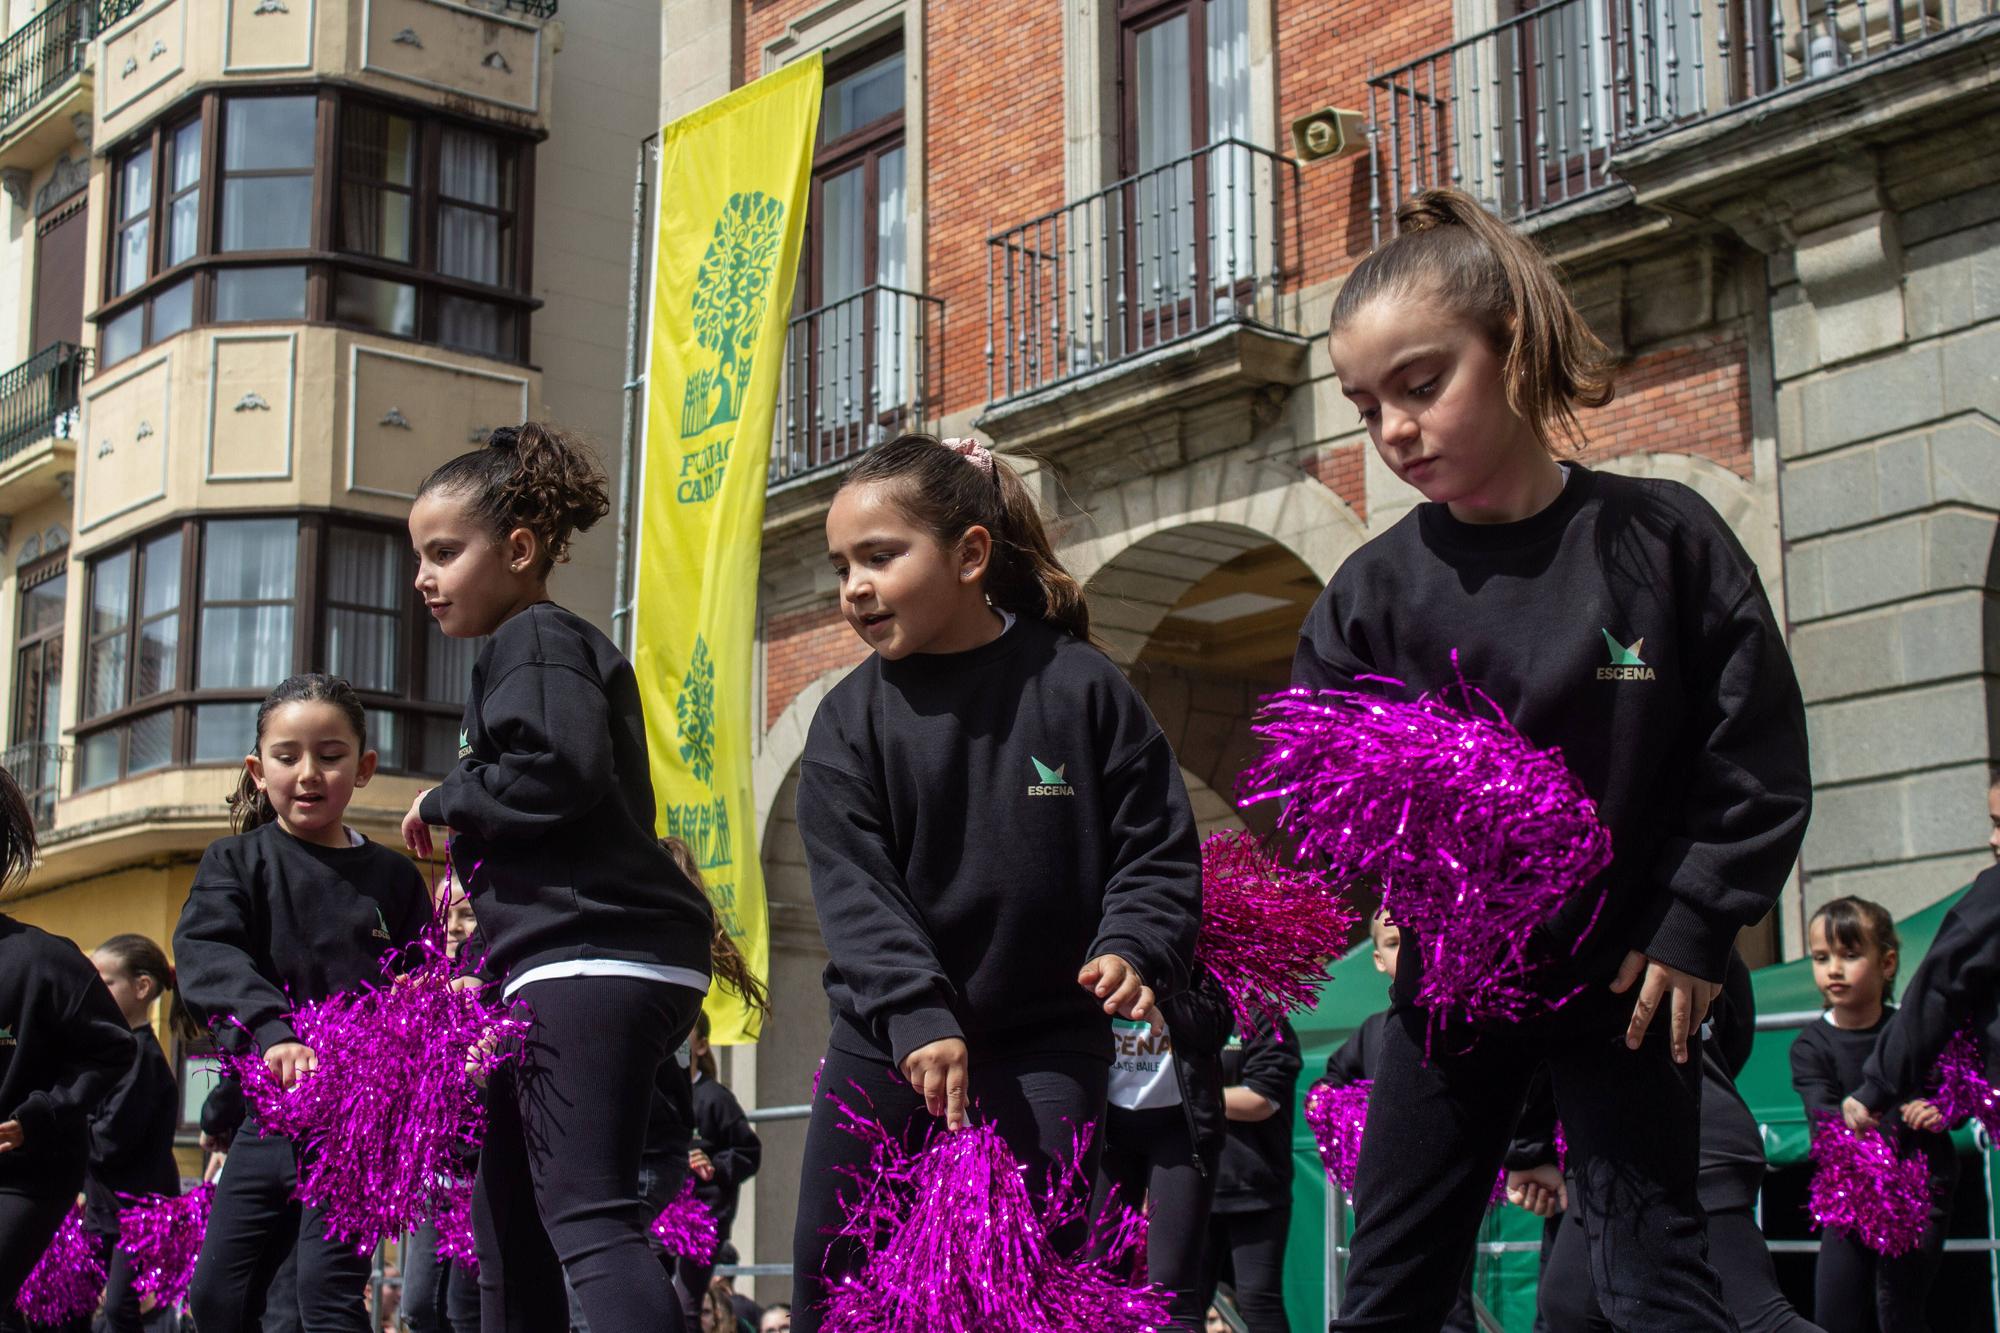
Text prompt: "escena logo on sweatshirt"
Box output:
[[0, 1025, 15, 1047], [1028, 757, 1075, 797], [1596, 629, 1656, 682], [458, 728, 472, 759]]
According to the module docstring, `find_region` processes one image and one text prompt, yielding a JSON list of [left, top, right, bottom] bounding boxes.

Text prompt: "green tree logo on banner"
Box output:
[[676, 635, 718, 787], [681, 192, 787, 437]]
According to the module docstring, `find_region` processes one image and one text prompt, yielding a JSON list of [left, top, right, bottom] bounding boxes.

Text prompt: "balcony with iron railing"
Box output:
[[1367, 0, 1997, 238], [0, 0, 138, 169], [770, 285, 944, 488], [0, 342, 87, 513], [1, 742, 68, 832]]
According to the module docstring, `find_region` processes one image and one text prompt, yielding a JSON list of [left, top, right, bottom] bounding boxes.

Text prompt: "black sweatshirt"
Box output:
[[797, 616, 1202, 1067], [174, 822, 430, 1053], [690, 1074, 761, 1238], [1792, 1006, 1957, 1185], [85, 1024, 181, 1236], [1858, 863, 2000, 1114], [1325, 1008, 1392, 1087], [1212, 1018, 1303, 1215], [1294, 465, 1811, 987], [0, 915, 135, 1189], [419, 602, 713, 985]]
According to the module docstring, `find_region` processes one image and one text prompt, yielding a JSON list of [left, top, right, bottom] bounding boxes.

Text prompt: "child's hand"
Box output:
[[402, 790, 433, 857], [1505, 1164, 1567, 1218], [899, 1037, 971, 1131], [1610, 951, 1721, 1064], [202, 1149, 227, 1183], [0, 1120, 22, 1153], [689, 1148, 715, 1182], [1900, 1099, 1945, 1133], [1078, 955, 1156, 1023], [1842, 1096, 1880, 1133], [265, 1041, 317, 1089]]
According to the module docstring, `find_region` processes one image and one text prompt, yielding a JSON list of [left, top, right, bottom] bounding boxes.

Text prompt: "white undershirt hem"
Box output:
[[502, 960, 712, 1000]]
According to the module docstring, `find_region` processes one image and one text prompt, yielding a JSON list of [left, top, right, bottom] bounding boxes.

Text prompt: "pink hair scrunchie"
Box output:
[[942, 436, 995, 476]]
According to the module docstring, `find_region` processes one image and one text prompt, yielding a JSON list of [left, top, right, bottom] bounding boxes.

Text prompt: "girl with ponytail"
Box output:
[[403, 423, 715, 1333], [1299, 188, 1810, 1331], [790, 433, 1203, 1329]]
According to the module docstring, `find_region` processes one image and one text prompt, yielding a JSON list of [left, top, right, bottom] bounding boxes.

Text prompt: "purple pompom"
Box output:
[[817, 1099, 1168, 1332], [117, 1184, 212, 1310], [1197, 831, 1359, 1036], [1304, 1078, 1370, 1193], [16, 1204, 104, 1325], [1928, 1028, 2000, 1136], [1807, 1117, 1931, 1257], [220, 938, 527, 1254], [651, 1180, 719, 1263], [1239, 684, 1613, 1035]]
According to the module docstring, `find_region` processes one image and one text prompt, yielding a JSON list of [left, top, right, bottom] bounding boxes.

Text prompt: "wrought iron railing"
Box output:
[[1367, 0, 1994, 235], [772, 285, 943, 487], [0, 742, 68, 831], [0, 343, 89, 465], [985, 137, 1302, 403], [0, 0, 99, 139]]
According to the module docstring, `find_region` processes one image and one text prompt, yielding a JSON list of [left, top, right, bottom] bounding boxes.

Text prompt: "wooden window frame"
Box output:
[[11, 553, 69, 749]]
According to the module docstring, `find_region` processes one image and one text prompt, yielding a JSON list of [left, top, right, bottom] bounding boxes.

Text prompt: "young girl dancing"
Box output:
[[87, 934, 196, 1332], [1794, 898, 1956, 1332], [175, 674, 429, 1333], [402, 423, 715, 1333], [0, 767, 134, 1313], [789, 433, 1203, 1329], [1296, 188, 1812, 1331]]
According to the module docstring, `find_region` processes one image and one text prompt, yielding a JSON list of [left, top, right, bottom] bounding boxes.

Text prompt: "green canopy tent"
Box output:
[[1276, 886, 1988, 1331]]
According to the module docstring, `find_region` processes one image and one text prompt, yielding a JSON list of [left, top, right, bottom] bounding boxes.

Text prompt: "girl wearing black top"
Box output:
[[0, 767, 135, 1315], [87, 934, 195, 1333], [792, 435, 1203, 1330], [1198, 1018, 1302, 1333], [1790, 898, 1956, 1333], [1299, 188, 1811, 1332], [403, 424, 714, 1333], [176, 675, 429, 1333]]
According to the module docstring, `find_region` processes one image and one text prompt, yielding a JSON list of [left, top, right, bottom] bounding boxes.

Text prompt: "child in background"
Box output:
[[1792, 898, 1956, 1332], [1196, 1015, 1302, 1333], [0, 766, 134, 1320], [790, 434, 1202, 1329], [175, 674, 430, 1333], [87, 934, 196, 1333], [1297, 186, 1810, 1332], [404, 423, 714, 1333]]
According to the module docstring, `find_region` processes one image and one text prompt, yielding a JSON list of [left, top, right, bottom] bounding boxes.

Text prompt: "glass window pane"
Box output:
[[151, 280, 194, 342], [328, 528, 402, 609], [371, 710, 402, 770], [819, 166, 866, 303], [823, 51, 903, 140], [194, 703, 258, 763], [439, 130, 509, 208], [121, 147, 153, 223], [225, 97, 316, 171], [128, 709, 173, 774], [438, 206, 507, 286], [423, 623, 482, 703], [77, 730, 122, 789], [436, 296, 515, 358], [168, 193, 200, 268], [87, 639, 126, 717], [198, 606, 294, 689], [214, 267, 308, 322], [202, 519, 296, 603], [1135, 16, 1193, 170], [341, 186, 413, 262], [137, 615, 178, 698], [90, 552, 132, 638], [333, 273, 417, 336], [117, 219, 151, 297], [100, 307, 144, 365], [342, 106, 416, 187], [221, 177, 313, 251], [172, 121, 202, 192], [19, 572, 65, 637], [328, 609, 399, 693], [141, 532, 182, 617]]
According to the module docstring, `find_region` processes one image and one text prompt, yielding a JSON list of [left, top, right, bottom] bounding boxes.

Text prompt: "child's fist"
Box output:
[[1078, 955, 1156, 1023]]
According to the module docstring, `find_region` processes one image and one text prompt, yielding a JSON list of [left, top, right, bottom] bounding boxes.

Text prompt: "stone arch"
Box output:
[[755, 663, 859, 843]]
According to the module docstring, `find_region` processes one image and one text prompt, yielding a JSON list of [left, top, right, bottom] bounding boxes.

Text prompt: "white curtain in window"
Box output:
[[424, 623, 482, 703], [872, 147, 909, 423], [1207, 0, 1254, 299], [198, 520, 296, 689], [326, 529, 400, 693], [1136, 16, 1195, 310], [439, 130, 503, 284]]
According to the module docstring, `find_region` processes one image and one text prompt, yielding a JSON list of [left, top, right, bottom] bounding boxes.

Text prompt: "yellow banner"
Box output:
[[634, 57, 822, 1044]]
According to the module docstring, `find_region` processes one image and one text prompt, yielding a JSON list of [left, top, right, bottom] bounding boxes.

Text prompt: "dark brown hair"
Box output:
[[94, 933, 202, 1043], [0, 763, 35, 888], [416, 422, 609, 572], [663, 835, 770, 1024], [229, 674, 369, 835], [1810, 896, 1902, 1002], [840, 434, 1089, 639], [1331, 188, 1617, 452]]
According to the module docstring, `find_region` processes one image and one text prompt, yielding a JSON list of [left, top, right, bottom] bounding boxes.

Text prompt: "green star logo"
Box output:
[[1031, 758, 1067, 785], [1600, 629, 1647, 667]]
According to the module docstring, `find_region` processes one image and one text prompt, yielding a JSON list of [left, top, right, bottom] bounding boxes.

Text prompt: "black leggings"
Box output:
[[1198, 1207, 1292, 1333], [474, 977, 702, 1333], [1542, 1203, 1823, 1333], [1812, 1148, 1957, 1333], [400, 1221, 480, 1333], [1090, 1104, 1212, 1332], [790, 1042, 1110, 1333], [186, 1128, 372, 1333], [0, 1182, 77, 1315]]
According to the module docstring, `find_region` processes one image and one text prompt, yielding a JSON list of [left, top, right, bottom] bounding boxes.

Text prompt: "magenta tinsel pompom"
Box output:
[[117, 1184, 212, 1310], [221, 940, 527, 1254], [1929, 1028, 2000, 1136], [651, 1180, 719, 1263], [16, 1204, 104, 1324], [1239, 687, 1613, 1031], [818, 1102, 1170, 1332], [1304, 1078, 1369, 1193], [1807, 1117, 1931, 1257], [1197, 830, 1359, 1036]]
